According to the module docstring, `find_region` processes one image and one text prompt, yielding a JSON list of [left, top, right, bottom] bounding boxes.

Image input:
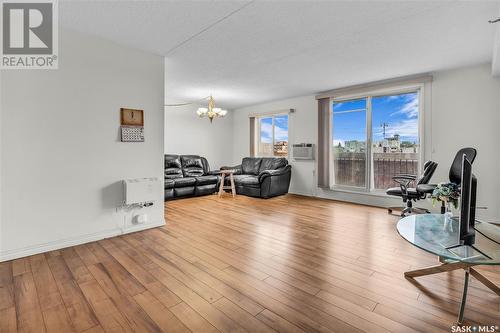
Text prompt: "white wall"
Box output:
[[431, 64, 500, 222], [232, 64, 500, 222], [0, 29, 165, 261], [165, 105, 234, 169]]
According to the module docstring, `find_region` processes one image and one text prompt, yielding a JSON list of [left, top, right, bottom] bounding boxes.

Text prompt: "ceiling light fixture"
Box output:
[[165, 95, 228, 123], [196, 96, 227, 123]]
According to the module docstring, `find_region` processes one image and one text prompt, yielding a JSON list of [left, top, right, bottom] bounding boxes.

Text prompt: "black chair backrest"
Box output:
[[449, 148, 477, 184], [417, 160, 438, 185]]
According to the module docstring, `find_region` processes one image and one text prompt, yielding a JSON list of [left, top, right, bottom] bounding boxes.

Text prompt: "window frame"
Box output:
[[329, 84, 425, 194], [255, 112, 290, 158]]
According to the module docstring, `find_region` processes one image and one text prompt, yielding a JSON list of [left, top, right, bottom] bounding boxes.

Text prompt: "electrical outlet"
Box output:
[[134, 214, 148, 224]]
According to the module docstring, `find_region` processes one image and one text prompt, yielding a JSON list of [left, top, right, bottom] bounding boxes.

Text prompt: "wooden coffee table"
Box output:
[[217, 169, 236, 197]]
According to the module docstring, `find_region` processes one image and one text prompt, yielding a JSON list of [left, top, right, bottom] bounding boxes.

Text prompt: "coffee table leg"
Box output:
[[218, 174, 225, 198], [230, 173, 236, 197], [457, 268, 470, 325]]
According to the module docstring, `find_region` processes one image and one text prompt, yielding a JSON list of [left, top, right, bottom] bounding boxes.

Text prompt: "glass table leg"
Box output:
[[458, 268, 470, 325]]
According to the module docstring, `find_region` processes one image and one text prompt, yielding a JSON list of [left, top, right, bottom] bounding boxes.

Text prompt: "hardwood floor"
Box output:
[[1, 194, 499, 332]]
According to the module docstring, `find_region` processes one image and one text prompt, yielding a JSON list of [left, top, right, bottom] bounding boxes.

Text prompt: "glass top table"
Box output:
[[396, 214, 500, 324], [397, 214, 500, 265]]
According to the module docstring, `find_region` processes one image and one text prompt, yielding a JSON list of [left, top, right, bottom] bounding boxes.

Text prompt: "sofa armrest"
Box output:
[[220, 165, 242, 175], [258, 165, 292, 182]]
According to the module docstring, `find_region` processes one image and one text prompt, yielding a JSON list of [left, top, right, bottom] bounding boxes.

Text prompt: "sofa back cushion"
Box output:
[[181, 155, 205, 177], [241, 157, 262, 175], [165, 155, 183, 179], [259, 157, 288, 173]]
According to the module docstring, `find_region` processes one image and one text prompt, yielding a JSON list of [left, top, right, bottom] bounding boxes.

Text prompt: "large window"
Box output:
[[257, 114, 289, 157], [332, 98, 367, 188], [331, 90, 420, 192]]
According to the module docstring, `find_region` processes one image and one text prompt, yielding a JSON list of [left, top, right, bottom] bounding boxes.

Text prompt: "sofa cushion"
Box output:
[[196, 184, 218, 196], [259, 157, 287, 173], [233, 175, 260, 187], [174, 186, 195, 197], [196, 175, 219, 186], [173, 177, 196, 188], [165, 155, 183, 179], [165, 168, 183, 179], [164, 179, 175, 189], [181, 156, 205, 177], [165, 155, 181, 168], [241, 157, 262, 175]]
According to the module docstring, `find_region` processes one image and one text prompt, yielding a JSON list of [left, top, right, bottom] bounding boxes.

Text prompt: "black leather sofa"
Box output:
[[221, 157, 291, 198], [164, 154, 219, 200]]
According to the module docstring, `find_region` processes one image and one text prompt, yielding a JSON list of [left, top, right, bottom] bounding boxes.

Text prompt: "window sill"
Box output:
[[326, 187, 392, 198]]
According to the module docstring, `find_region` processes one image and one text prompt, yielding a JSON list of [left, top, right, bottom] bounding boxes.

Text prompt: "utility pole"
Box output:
[[381, 122, 389, 139]]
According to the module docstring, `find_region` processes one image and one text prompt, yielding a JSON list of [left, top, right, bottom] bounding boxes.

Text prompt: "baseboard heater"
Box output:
[[123, 177, 160, 205]]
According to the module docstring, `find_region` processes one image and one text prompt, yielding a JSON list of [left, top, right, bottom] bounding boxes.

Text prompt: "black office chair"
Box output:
[[386, 160, 438, 216], [416, 147, 477, 213]]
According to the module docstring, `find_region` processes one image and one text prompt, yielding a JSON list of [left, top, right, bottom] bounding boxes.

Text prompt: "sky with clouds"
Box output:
[[332, 92, 419, 146], [260, 115, 289, 143]]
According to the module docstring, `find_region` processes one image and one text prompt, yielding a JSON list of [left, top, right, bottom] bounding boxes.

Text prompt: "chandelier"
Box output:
[[196, 96, 227, 123]]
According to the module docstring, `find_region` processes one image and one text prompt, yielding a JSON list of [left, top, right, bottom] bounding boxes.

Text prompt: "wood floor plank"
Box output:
[[86, 262, 162, 333], [41, 303, 76, 333], [256, 309, 308, 333], [212, 297, 277, 333], [13, 272, 46, 333], [169, 302, 220, 333], [0, 306, 18, 333], [12, 259, 31, 277], [146, 266, 247, 333], [77, 279, 134, 333], [133, 290, 191, 333], [45, 255, 99, 332], [0, 262, 14, 311], [29, 255, 64, 311]]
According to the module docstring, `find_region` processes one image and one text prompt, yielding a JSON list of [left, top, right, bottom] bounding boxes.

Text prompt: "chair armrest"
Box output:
[[392, 175, 416, 181], [392, 175, 416, 197], [393, 174, 417, 179], [220, 165, 242, 175], [258, 165, 292, 182]]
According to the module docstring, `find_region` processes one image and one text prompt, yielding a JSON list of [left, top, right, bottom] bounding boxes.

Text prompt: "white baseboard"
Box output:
[[0, 220, 165, 262], [289, 188, 313, 197]]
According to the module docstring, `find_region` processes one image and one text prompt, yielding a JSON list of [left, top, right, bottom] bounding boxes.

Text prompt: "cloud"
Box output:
[[275, 124, 288, 141], [333, 139, 345, 147], [260, 122, 288, 142], [260, 122, 272, 143], [375, 118, 419, 139], [390, 93, 419, 119]]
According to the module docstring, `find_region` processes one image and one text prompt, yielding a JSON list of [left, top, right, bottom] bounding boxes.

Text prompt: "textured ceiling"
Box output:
[[60, 1, 500, 109]]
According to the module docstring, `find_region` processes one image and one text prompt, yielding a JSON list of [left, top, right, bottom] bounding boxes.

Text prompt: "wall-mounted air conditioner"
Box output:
[[292, 143, 315, 160]]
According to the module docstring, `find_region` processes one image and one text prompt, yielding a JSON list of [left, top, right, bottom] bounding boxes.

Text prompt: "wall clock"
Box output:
[[120, 108, 144, 126]]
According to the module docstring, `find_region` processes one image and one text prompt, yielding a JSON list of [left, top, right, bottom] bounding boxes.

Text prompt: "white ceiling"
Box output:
[[60, 0, 500, 109]]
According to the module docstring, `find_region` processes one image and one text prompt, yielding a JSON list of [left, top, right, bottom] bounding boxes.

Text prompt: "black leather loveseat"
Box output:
[[164, 155, 219, 200], [221, 157, 291, 198]]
